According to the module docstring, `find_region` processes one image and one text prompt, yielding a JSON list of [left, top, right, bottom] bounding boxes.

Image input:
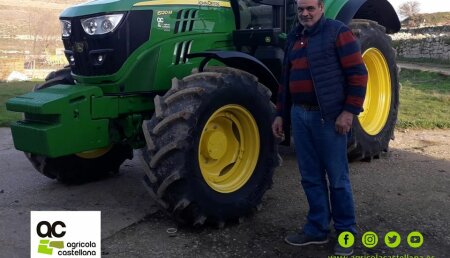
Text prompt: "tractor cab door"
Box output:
[[235, 0, 297, 32], [232, 0, 297, 81], [238, 0, 273, 29]]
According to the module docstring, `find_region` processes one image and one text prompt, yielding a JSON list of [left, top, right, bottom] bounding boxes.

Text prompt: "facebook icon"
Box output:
[[338, 231, 355, 248], [344, 234, 349, 245]]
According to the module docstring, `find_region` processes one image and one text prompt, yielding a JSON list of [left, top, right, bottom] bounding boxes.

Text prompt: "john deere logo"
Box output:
[[37, 221, 66, 255], [74, 42, 84, 53]]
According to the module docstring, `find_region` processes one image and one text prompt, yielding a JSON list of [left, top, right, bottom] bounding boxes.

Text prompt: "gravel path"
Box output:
[[398, 62, 450, 76]]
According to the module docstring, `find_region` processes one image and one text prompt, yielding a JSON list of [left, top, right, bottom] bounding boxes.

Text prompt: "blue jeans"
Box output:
[[291, 105, 356, 238]]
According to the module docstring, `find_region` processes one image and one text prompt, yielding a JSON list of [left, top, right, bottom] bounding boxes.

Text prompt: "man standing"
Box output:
[[272, 0, 367, 255]]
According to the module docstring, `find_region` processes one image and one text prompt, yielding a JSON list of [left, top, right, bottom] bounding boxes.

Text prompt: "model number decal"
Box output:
[[157, 10, 173, 15]]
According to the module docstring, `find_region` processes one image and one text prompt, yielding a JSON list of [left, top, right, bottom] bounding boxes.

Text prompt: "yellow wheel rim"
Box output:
[[75, 145, 113, 159], [359, 48, 392, 136], [198, 104, 260, 193]]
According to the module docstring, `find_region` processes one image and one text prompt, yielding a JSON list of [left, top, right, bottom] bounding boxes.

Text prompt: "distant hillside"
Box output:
[[402, 12, 450, 28], [0, 0, 85, 80], [0, 0, 86, 54], [0, 0, 85, 39], [0, 0, 80, 10]]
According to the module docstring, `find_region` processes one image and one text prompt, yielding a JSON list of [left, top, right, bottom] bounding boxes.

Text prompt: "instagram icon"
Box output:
[[362, 231, 378, 248]]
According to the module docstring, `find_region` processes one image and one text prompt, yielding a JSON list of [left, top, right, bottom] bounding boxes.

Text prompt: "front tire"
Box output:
[[141, 67, 278, 226], [348, 20, 400, 161], [27, 144, 133, 184]]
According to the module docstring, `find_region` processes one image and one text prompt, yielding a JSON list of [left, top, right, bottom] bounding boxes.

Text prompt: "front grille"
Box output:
[[174, 9, 198, 34], [173, 41, 193, 65], [62, 10, 153, 76]]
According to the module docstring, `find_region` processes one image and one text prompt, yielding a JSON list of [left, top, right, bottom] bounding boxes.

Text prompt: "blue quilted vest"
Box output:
[[284, 16, 346, 121]]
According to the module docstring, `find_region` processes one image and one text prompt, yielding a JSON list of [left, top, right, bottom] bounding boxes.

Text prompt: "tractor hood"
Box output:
[[59, 0, 154, 78], [60, 0, 141, 17]]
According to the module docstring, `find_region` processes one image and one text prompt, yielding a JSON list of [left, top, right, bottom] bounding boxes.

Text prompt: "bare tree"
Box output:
[[26, 10, 61, 71], [398, 1, 421, 18]]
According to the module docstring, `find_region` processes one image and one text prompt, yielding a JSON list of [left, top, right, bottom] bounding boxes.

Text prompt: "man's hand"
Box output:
[[272, 116, 284, 139], [335, 111, 354, 135]]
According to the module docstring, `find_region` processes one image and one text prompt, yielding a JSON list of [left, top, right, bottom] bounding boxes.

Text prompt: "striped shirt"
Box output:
[[276, 26, 368, 116]]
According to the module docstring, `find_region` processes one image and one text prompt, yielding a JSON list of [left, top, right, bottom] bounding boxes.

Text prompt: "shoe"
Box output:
[[334, 242, 354, 256], [284, 232, 329, 246]]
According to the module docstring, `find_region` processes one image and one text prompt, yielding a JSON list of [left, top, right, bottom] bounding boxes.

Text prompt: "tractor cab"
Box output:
[[232, 0, 297, 80]]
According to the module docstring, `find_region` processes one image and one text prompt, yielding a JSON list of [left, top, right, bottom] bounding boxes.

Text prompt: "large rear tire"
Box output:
[[25, 68, 133, 184], [141, 67, 278, 226], [348, 20, 400, 161]]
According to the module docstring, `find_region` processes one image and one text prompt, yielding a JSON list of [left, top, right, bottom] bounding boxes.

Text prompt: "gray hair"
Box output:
[[297, 0, 324, 5]]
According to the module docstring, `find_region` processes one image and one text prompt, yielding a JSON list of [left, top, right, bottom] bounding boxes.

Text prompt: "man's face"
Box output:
[[297, 0, 324, 28]]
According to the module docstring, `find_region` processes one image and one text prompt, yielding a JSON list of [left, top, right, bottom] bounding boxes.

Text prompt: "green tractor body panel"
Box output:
[[324, 0, 347, 19], [6, 0, 400, 158], [61, 0, 138, 17], [64, 1, 235, 95], [6, 85, 154, 157]]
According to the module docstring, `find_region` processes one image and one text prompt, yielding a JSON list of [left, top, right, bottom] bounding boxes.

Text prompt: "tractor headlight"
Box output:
[[81, 14, 124, 35], [60, 20, 71, 37]]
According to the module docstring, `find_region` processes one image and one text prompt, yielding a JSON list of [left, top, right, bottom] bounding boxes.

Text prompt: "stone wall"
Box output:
[[391, 26, 450, 63]]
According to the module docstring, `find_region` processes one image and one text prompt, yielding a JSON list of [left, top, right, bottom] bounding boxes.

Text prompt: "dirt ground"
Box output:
[[102, 129, 450, 257]]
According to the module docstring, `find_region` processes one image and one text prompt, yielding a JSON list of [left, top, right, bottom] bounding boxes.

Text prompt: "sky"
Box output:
[[387, 0, 450, 14]]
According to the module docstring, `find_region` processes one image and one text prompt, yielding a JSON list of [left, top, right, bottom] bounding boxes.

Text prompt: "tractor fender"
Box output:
[[336, 0, 401, 34], [187, 51, 279, 97]]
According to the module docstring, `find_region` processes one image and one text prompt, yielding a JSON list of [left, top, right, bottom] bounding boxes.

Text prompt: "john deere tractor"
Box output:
[[7, 0, 400, 226]]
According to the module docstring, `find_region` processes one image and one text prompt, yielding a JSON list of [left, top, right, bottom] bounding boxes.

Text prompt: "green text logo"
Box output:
[[338, 231, 355, 248], [384, 231, 401, 248], [407, 231, 423, 248], [362, 231, 378, 248]]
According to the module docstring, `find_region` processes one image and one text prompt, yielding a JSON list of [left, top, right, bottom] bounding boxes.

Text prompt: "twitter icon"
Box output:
[[385, 231, 401, 248]]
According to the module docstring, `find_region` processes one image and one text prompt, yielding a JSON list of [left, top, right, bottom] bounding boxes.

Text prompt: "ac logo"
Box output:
[[36, 221, 66, 255], [31, 211, 101, 257], [37, 221, 66, 238], [157, 17, 164, 27]]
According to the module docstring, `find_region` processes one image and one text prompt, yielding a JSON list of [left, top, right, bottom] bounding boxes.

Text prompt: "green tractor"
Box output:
[[7, 0, 400, 225]]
